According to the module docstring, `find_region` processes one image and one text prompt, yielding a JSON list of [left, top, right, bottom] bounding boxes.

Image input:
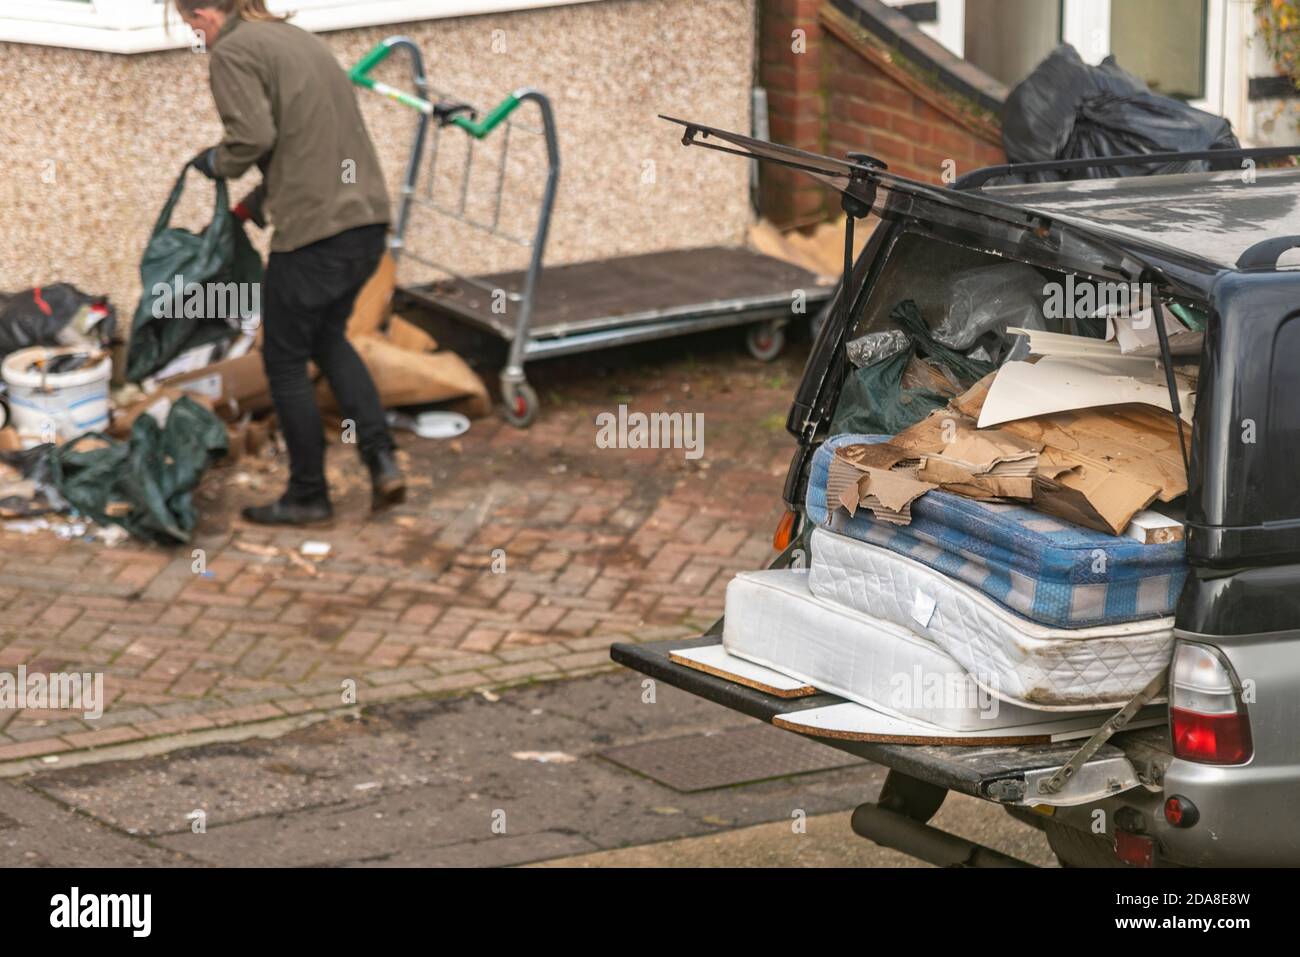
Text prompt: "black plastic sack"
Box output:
[[1001, 45, 1238, 182], [125, 165, 263, 382], [0, 284, 116, 358], [42, 396, 228, 544], [831, 300, 996, 437]]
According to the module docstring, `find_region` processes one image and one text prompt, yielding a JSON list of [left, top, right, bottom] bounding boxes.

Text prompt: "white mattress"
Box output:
[[807, 526, 1174, 710], [722, 569, 1063, 731]]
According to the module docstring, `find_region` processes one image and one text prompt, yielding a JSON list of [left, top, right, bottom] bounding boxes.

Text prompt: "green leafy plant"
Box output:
[[1255, 0, 1300, 88]]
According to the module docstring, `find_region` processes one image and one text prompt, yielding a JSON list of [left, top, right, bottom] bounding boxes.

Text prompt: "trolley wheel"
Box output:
[[745, 320, 786, 362], [501, 379, 539, 428]]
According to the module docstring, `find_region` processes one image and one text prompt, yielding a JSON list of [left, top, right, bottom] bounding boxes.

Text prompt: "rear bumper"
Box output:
[[1096, 760, 1300, 867]]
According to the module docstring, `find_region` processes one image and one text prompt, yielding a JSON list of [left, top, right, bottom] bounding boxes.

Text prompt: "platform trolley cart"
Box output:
[[352, 37, 835, 427]]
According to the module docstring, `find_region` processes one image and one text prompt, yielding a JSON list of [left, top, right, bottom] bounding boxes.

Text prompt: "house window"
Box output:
[[1109, 0, 1208, 100], [963, 0, 1061, 89]]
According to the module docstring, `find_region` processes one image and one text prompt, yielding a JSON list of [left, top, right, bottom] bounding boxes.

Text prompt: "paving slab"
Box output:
[[0, 332, 800, 758], [11, 671, 981, 867]]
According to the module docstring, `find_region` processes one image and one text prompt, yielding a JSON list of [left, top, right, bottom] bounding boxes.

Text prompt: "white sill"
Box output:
[[0, 0, 601, 54]]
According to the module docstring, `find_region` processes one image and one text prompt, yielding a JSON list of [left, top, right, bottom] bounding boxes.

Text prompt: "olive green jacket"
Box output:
[[209, 17, 390, 252]]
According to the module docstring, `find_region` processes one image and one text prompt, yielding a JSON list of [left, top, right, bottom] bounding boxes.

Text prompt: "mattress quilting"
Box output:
[[806, 433, 1188, 629], [807, 526, 1174, 710], [722, 568, 1068, 729]]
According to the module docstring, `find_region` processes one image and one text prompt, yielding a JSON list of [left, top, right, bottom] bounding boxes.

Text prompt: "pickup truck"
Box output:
[[613, 121, 1300, 868]]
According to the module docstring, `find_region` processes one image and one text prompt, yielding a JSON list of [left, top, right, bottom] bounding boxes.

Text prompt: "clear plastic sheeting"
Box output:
[[930, 263, 1049, 364], [846, 328, 908, 369]]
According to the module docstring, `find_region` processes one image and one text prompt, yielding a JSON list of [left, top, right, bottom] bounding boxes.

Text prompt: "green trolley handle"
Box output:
[[351, 41, 521, 139]]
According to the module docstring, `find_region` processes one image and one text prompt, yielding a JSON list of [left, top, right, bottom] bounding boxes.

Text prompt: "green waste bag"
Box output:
[[125, 165, 263, 382], [47, 397, 229, 544], [831, 300, 997, 436]]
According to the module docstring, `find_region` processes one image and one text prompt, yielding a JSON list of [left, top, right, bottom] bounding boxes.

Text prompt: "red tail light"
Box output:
[[1170, 642, 1253, 765]]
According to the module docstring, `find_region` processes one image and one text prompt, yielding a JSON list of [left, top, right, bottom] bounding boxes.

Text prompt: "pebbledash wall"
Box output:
[[0, 0, 755, 325], [758, 0, 1006, 228]]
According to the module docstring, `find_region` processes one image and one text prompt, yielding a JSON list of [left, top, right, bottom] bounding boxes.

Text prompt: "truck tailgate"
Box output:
[[611, 637, 1149, 806]]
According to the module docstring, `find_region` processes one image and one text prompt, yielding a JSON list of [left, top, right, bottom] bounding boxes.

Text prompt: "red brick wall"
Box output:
[[759, 0, 829, 227], [759, 0, 1006, 228], [824, 34, 1005, 184]]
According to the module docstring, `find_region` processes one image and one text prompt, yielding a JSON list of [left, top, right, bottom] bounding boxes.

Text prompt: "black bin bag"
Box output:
[[831, 300, 996, 437], [125, 166, 263, 382], [0, 284, 116, 359], [1001, 45, 1239, 182]]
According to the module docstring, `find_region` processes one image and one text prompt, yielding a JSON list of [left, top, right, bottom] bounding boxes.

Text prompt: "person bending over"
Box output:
[[177, 0, 405, 525]]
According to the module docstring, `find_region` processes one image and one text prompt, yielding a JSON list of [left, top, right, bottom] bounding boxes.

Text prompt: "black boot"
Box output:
[[367, 449, 406, 511], [242, 494, 333, 527]]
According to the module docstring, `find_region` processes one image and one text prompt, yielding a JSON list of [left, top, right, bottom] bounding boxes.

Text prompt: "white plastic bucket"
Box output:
[[2, 346, 112, 447]]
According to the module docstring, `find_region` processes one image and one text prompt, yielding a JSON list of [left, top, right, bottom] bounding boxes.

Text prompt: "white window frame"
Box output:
[[0, 0, 602, 54], [879, 0, 965, 58], [1060, 0, 1242, 121]]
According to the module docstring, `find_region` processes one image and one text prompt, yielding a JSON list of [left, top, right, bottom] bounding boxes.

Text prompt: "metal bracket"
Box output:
[[1037, 671, 1168, 797]]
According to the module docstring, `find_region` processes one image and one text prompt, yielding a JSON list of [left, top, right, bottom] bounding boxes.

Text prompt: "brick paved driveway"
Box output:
[[0, 333, 804, 767]]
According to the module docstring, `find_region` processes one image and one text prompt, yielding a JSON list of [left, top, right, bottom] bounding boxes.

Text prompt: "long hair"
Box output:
[[171, 0, 290, 24]]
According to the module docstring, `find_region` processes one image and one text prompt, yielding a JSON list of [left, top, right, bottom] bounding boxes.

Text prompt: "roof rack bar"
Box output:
[[953, 145, 1300, 190]]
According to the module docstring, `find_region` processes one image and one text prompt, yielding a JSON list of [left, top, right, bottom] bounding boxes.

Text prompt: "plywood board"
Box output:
[[669, 644, 817, 698], [773, 701, 1165, 746]]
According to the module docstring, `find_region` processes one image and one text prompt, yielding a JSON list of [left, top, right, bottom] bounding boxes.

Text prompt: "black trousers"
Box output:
[[261, 223, 393, 502]]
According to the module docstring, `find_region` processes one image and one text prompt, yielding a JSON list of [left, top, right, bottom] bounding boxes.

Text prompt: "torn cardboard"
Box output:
[[155, 351, 273, 418], [748, 217, 871, 281], [914, 420, 1040, 501], [317, 336, 490, 418], [953, 379, 1188, 534], [385, 314, 438, 353], [346, 252, 397, 339], [890, 378, 1188, 535], [826, 447, 934, 524]]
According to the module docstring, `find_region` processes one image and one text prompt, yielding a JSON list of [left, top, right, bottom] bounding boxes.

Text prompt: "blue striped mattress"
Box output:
[[806, 434, 1188, 629]]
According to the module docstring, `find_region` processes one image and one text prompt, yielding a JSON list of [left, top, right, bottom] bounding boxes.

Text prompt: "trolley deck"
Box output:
[[352, 35, 832, 425], [401, 246, 830, 359]]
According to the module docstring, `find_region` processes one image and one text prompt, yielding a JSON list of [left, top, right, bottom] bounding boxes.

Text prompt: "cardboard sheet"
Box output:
[[317, 336, 490, 417], [827, 449, 935, 524], [747, 216, 871, 280], [979, 355, 1195, 428], [346, 252, 397, 339], [892, 379, 1189, 535], [915, 425, 1040, 500], [1009, 327, 1121, 360], [385, 314, 438, 353], [156, 351, 272, 418]]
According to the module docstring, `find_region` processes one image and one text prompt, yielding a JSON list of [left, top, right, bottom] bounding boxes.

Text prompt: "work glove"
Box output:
[[233, 187, 267, 229], [190, 147, 220, 180]]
